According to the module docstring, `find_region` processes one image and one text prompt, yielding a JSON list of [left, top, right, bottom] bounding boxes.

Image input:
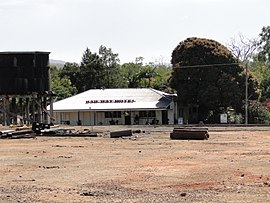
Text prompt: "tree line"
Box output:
[[50, 26, 270, 124], [50, 45, 172, 101]]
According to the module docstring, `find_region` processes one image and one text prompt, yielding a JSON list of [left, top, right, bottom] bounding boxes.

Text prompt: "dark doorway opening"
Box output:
[[125, 113, 131, 125], [162, 110, 168, 124]]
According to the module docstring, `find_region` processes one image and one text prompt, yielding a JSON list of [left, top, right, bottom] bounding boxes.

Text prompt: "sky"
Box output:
[[0, 0, 269, 64]]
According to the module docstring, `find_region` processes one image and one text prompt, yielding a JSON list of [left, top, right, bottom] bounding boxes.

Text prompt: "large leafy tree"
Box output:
[[119, 62, 145, 88], [119, 58, 172, 90], [59, 62, 81, 91], [80, 48, 106, 91], [59, 46, 121, 93], [170, 37, 256, 123], [250, 58, 270, 101], [226, 27, 270, 123], [79, 46, 121, 92], [119, 57, 155, 88], [98, 45, 121, 88], [150, 64, 172, 92], [50, 65, 78, 101], [258, 26, 270, 63], [119, 62, 155, 88], [246, 26, 270, 124], [255, 26, 270, 101]]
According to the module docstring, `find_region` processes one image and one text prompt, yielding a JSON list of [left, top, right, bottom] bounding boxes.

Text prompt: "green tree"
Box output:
[[247, 100, 270, 124], [170, 37, 256, 123], [250, 57, 270, 101], [78, 46, 121, 92], [59, 62, 81, 91], [54, 46, 122, 94], [251, 26, 270, 102], [119, 62, 147, 88], [150, 64, 172, 92], [258, 26, 270, 63], [138, 64, 157, 88], [119, 59, 172, 89], [50, 65, 77, 101], [98, 45, 121, 88], [79, 48, 106, 91]]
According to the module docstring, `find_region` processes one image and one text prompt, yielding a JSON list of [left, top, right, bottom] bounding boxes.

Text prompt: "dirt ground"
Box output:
[[0, 125, 270, 203]]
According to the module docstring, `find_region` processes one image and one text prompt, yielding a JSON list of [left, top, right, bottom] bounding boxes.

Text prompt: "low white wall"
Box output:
[[53, 109, 173, 126]]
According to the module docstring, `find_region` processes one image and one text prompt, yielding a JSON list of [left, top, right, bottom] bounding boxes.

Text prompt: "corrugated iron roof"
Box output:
[[52, 88, 176, 111]]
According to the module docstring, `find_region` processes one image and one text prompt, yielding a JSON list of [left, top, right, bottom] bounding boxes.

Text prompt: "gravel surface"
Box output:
[[0, 125, 269, 202]]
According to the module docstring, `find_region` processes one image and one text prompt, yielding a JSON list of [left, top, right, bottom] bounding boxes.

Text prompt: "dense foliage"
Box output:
[[119, 61, 171, 90], [50, 65, 78, 101], [225, 27, 270, 124], [170, 37, 258, 123], [258, 26, 270, 63], [250, 58, 270, 102], [51, 46, 172, 100], [247, 100, 270, 124], [246, 26, 270, 124]]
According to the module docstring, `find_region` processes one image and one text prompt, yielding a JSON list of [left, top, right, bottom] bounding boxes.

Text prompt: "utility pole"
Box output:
[[245, 63, 248, 125]]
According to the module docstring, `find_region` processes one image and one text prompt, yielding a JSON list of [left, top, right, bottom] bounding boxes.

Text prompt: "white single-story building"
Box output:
[[50, 88, 177, 125]]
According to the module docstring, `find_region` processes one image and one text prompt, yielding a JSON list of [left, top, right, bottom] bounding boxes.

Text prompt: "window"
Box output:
[[139, 111, 156, 118], [105, 111, 121, 118]]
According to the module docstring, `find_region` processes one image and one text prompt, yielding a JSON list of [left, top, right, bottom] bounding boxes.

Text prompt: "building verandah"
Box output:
[[53, 108, 175, 126]]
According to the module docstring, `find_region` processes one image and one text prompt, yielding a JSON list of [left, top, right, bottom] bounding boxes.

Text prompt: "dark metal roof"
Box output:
[[0, 51, 50, 55]]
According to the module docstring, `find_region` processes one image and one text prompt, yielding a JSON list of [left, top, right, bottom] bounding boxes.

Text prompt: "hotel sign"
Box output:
[[86, 99, 135, 104]]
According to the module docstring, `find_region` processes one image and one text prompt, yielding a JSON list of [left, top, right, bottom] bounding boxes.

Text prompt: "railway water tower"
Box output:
[[0, 51, 54, 126]]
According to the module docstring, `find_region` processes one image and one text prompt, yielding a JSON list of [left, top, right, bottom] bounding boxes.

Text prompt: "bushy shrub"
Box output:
[[248, 100, 270, 124]]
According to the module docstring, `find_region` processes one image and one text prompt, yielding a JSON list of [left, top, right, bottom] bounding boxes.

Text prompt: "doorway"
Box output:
[[162, 110, 168, 124], [124, 112, 131, 125]]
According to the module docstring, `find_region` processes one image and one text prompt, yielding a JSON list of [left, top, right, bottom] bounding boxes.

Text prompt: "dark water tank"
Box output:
[[0, 51, 50, 95]]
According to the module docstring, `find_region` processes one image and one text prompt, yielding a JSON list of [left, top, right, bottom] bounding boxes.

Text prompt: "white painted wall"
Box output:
[[52, 100, 176, 126], [168, 109, 174, 125]]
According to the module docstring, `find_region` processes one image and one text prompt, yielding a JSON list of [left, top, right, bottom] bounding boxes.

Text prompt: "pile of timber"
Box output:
[[170, 127, 209, 140], [0, 129, 36, 139], [110, 129, 133, 138]]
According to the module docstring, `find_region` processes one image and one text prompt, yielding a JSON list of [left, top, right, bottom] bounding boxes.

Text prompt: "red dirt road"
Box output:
[[0, 126, 270, 202]]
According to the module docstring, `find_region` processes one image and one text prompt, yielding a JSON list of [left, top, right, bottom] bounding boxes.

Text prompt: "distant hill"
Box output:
[[50, 59, 66, 69]]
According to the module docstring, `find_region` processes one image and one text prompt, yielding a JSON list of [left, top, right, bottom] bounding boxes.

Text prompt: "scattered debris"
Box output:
[[11, 179, 36, 182], [0, 129, 36, 139], [80, 191, 111, 197], [132, 130, 141, 134], [42, 166, 60, 169], [80, 192, 96, 196], [52, 145, 66, 148], [71, 145, 84, 148], [41, 128, 98, 137], [180, 192, 187, 197], [58, 156, 72, 159]]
